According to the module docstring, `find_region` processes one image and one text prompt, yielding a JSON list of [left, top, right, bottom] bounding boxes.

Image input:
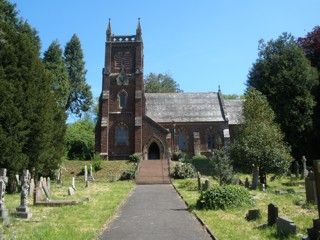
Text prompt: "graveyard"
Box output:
[[0, 161, 135, 239], [173, 173, 318, 240]]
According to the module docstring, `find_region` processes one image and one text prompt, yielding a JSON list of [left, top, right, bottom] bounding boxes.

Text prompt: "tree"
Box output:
[[43, 40, 70, 108], [144, 72, 183, 93], [65, 118, 95, 160], [210, 148, 233, 186], [0, 0, 18, 26], [298, 26, 320, 160], [0, 7, 66, 187], [247, 33, 318, 159], [230, 88, 293, 186], [64, 34, 92, 117]]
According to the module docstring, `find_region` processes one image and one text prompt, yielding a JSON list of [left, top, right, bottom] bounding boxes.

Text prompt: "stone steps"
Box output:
[[135, 160, 171, 185]]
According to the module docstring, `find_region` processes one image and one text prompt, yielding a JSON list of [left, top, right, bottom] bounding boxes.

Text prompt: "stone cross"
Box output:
[[301, 156, 309, 178], [84, 165, 88, 182], [16, 169, 32, 218], [0, 168, 8, 219]]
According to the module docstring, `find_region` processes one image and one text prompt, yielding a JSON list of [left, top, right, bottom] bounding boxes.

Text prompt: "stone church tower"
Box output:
[[96, 19, 164, 160]]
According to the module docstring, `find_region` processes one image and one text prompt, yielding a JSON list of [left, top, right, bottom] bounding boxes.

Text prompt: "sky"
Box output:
[[10, 0, 320, 98]]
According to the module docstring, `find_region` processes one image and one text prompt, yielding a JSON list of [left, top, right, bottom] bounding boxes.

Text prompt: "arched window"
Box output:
[[115, 123, 128, 145], [118, 90, 127, 109]]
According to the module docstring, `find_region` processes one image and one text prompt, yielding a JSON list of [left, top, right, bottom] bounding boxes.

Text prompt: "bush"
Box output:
[[173, 151, 186, 161], [92, 153, 102, 171], [172, 162, 197, 179], [129, 153, 141, 163], [119, 169, 135, 180], [197, 185, 254, 210], [192, 155, 207, 160]]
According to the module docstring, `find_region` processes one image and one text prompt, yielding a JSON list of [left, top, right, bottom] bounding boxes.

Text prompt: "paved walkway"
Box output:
[[97, 185, 212, 240]]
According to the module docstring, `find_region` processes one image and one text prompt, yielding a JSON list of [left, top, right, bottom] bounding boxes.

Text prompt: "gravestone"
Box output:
[[57, 168, 62, 185], [305, 172, 317, 203], [197, 172, 201, 191], [268, 203, 278, 226], [252, 165, 259, 190], [87, 165, 94, 182], [42, 182, 51, 200], [72, 177, 76, 190], [276, 217, 296, 236], [313, 160, 320, 218], [16, 169, 32, 219], [203, 179, 210, 191], [301, 156, 309, 179], [84, 165, 88, 182], [85, 180, 90, 188], [0, 168, 8, 219], [68, 187, 75, 196], [47, 177, 51, 192], [246, 209, 261, 221], [260, 183, 265, 192], [245, 177, 250, 189], [287, 169, 291, 177], [28, 178, 35, 196], [294, 161, 300, 178]]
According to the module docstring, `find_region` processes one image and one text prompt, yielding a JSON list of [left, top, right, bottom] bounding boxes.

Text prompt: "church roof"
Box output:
[[224, 100, 244, 125], [145, 92, 225, 123]]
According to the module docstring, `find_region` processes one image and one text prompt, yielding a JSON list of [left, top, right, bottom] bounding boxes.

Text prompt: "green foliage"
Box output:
[[173, 151, 186, 161], [172, 162, 197, 179], [43, 40, 70, 108], [129, 153, 141, 163], [64, 34, 92, 117], [222, 94, 245, 100], [0, 17, 66, 183], [247, 33, 318, 158], [190, 157, 212, 176], [192, 155, 207, 160], [210, 148, 233, 186], [92, 153, 102, 171], [0, 0, 18, 26], [177, 179, 198, 191], [230, 88, 293, 179], [65, 119, 95, 160], [119, 169, 136, 180], [196, 185, 254, 210], [144, 72, 183, 93]]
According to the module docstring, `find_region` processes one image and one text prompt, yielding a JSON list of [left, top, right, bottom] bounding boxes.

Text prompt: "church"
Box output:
[[95, 19, 243, 160]]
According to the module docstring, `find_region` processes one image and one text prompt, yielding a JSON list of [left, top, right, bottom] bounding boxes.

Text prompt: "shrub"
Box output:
[[119, 169, 135, 180], [173, 151, 186, 161], [172, 162, 197, 179], [192, 155, 207, 160], [129, 153, 141, 163], [92, 153, 102, 171], [197, 185, 254, 210]]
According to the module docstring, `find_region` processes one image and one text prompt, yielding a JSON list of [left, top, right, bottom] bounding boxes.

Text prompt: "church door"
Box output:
[[148, 142, 160, 160]]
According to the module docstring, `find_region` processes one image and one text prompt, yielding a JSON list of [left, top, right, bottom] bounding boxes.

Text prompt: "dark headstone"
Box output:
[[245, 178, 250, 189], [306, 219, 320, 240], [306, 172, 317, 204], [246, 209, 261, 221], [268, 203, 278, 226], [68, 187, 75, 196], [276, 217, 296, 236], [203, 179, 210, 191], [197, 172, 201, 191], [313, 160, 320, 218]]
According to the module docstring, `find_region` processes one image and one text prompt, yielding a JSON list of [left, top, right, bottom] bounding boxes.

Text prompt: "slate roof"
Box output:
[[145, 92, 225, 123], [224, 100, 244, 125]]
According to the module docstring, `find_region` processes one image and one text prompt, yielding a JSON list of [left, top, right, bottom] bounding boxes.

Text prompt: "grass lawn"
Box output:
[[1, 160, 135, 240], [173, 176, 318, 240]]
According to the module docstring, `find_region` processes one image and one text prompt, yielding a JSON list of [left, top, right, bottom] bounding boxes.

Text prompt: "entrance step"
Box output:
[[135, 160, 171, 185]]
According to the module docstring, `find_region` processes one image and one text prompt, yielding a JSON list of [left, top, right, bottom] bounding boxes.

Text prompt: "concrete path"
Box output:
[[97, 185, 212, 240]]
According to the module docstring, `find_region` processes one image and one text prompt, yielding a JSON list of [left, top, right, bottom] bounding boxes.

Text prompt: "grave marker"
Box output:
[[68, 187, 75, 196], [0, 168, 8, 219], [301, 156, 309, 178], [268, 203, 278, 226], [16, 169, 32, 219], [245, 177, 250, 189], [29, 178, 35, 196], [84, 165, 88, 182], [246, 209, 261, 221], [294, 161, 300, 178], [276, 217, 296, 236]]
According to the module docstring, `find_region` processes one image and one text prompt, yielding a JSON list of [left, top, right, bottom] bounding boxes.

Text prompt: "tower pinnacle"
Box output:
[[136, 18, 142, 41], [107, 18, 112, 41]]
